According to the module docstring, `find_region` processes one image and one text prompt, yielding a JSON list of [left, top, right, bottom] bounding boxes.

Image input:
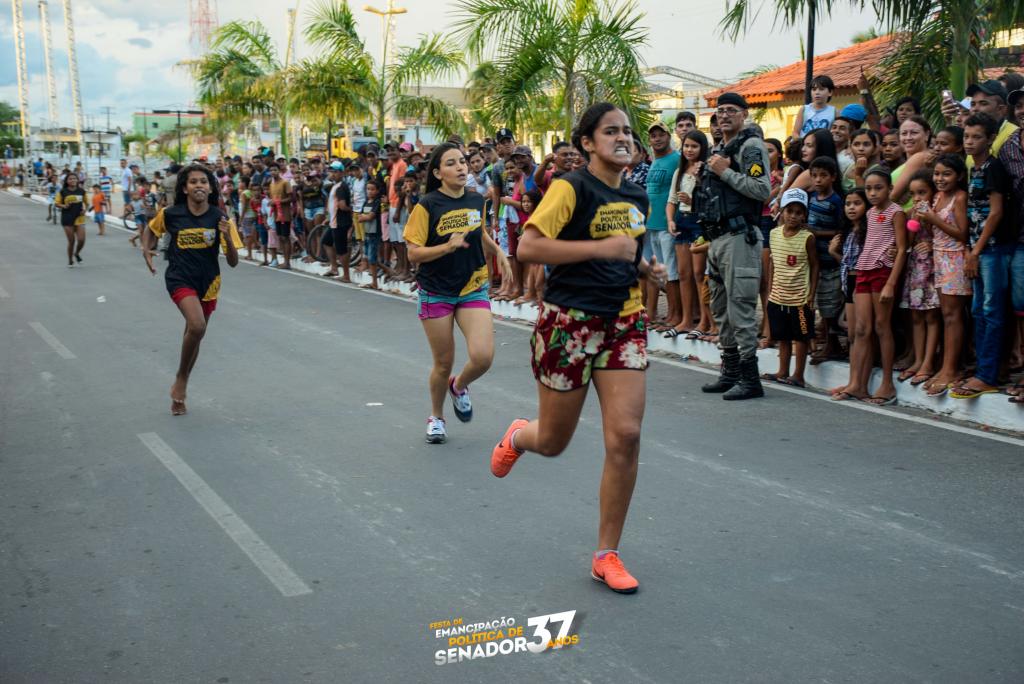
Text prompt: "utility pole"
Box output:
[[153, 108, 204, 163], [803, 1, 817, 105], [364, 1, 407, 145], [100, 106, 114, 131]]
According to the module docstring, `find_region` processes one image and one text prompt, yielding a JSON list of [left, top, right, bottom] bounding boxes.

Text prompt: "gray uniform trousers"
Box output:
[[707, 229, 761, 360]]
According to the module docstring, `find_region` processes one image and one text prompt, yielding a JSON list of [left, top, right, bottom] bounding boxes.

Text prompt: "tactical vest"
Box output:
[[693, 129, 763, 232]]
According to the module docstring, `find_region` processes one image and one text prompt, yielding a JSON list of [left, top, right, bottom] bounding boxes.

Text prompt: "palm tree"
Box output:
[[452, 0, 652, 141], [719, 0, 1024, 120], [192, 20, 291, 155], [463, 61, 499, 139], [302, 0, 467, 145], [391, 34, 469, 141], [850, 27, 880, 44]]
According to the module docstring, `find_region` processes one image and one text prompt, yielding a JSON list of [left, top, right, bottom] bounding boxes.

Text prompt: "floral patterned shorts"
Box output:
[[530, 302, 648, 392]]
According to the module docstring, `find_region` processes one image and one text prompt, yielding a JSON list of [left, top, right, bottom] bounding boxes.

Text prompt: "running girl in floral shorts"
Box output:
[[490, 102, 668, 594]]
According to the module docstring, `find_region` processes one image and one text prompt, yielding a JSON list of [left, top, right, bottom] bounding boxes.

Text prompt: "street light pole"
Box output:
[[364, 1, 406, 145]]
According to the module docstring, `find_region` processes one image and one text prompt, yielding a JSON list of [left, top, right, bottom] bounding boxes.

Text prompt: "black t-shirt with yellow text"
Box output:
[[55, 188, 86, 226], [403, 190, 488, 297], [148, 204, 242, 301], [527, 168, 649, 317]]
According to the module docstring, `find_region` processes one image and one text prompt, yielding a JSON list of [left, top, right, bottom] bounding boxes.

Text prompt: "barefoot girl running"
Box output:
[[141, 164, 242, 415], [55, 173, 86, 266], [404, 143, 511, 444], [490, 103, 668, 594]]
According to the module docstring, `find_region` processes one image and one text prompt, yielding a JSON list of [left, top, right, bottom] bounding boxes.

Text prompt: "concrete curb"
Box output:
[[6, 187, 1021, 433]]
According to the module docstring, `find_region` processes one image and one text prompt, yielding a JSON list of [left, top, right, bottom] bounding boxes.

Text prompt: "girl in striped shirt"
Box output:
[[844, 168, 908, 406]]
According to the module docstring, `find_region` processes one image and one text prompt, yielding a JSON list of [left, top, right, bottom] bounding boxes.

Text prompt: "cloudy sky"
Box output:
[[0, 0, 879, 130]]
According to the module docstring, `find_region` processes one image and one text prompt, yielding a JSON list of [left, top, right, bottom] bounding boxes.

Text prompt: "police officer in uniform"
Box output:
[[694, 92, 772, 400]]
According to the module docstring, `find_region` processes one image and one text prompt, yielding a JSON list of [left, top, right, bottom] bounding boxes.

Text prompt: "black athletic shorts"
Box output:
[[331, 227, 349, 252], [275, 218, 290, 238], [767, 301, 814, 342]]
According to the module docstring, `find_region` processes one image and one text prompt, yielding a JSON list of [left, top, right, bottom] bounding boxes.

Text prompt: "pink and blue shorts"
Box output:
[[417, 285, 490, 320]]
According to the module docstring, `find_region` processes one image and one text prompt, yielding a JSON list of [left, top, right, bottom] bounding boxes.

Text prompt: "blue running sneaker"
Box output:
[[449, 376, 473, 423]]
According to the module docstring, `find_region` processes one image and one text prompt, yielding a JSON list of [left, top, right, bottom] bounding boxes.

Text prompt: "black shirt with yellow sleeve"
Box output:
[[403, 190, 488, 297], [527, 168, 649, 317], [148, 204, 242, 302], [55, 188, 86, 226]]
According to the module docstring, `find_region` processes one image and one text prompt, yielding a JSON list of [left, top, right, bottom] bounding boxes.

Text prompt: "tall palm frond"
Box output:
[[390, 34, 466, 93], [303, 0, 365, 59], [192, 19, 290, 153], [719, 0, 850, 42], [210, 20, 281, 72], [285, 55, 375, 122], [452, 0, 650, 140]]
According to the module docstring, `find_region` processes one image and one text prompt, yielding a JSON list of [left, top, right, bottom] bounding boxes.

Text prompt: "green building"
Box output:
[[132, 111, 205, 139]]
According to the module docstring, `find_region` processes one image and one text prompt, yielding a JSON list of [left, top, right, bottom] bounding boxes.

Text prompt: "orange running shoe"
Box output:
[[491, 419, 528, 478], [591, 551, 639, 594]]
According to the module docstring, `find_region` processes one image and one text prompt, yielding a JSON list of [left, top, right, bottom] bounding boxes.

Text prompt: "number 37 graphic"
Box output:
[[526, 610, 578, 653]]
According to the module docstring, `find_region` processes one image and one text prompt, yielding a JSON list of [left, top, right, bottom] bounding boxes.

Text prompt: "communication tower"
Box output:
[[10, 0, 31, 156], [61, 0, 84, 154], [38, 0, 60, 126], [189, 0, 219, 56]]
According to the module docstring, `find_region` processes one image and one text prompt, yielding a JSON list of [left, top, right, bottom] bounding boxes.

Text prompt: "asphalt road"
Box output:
[[1, 190, 1023, 684]]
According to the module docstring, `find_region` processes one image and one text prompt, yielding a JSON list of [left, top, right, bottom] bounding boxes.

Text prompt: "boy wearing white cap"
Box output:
[[763, 188, 819, 387]]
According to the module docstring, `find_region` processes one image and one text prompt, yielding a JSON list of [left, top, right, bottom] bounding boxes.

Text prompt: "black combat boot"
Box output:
[[701, 347, 740, 393], [723, 356, 765, 400]]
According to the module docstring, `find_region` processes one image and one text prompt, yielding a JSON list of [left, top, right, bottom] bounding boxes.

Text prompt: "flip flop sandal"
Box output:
[[926, 384, 950, 397], [897, 370, 916, 383], [909, 373, 933, 387], [778, 377, 806, 387], [171, 398, 187, 416], [663, 328, 689, 339], [760, 373, 785, 382], [1009, 393, 1024, 404], [862, 395, 898, 406], [949, 386, 998, 399], [685, 329, 707, 340], [321, 271, 339, 278], [830, 391, 864, 402]]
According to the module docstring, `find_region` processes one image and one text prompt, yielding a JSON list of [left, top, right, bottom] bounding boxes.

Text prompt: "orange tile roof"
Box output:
[[982, 66, 1022, 79], [707, 35, 898, 105]]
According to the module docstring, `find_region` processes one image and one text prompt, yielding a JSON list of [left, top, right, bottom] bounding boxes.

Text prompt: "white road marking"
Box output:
[[0, 284, 9, 298], [28, 321, 76, 359], [137, 432, 312, 597]]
